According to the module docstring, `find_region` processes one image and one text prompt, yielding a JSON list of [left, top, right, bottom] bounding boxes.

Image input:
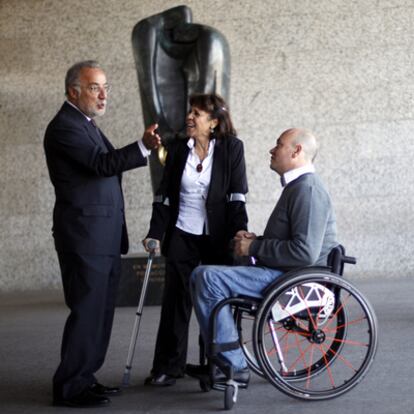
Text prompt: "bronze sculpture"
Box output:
[[132, 5, 231, 192]]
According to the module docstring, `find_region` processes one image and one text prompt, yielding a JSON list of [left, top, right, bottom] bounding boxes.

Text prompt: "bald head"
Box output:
[[283, 128, 318, 162], [269, 128, 318, 175]]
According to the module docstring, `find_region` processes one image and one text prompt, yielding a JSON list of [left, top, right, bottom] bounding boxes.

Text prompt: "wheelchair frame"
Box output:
[[200, 245, 378, 410]]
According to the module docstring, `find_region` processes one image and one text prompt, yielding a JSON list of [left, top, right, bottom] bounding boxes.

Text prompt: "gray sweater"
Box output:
[[249, 173, 338, 270]]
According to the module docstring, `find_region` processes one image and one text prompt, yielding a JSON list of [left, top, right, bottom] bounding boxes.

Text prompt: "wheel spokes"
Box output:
[[258, 277, 376, 397]]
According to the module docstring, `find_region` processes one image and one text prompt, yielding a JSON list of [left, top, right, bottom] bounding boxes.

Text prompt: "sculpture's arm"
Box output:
[[132, 19, 168, 128]]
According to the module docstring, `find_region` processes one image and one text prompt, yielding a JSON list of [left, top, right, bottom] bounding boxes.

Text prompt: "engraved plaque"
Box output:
[[116, 254, 165, 306]]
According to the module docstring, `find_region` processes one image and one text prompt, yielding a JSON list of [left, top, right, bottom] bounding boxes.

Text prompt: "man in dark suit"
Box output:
[[44, 60, 160, 408]]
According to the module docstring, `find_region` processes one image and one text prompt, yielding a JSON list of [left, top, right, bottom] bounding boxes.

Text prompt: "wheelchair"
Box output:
[[198, 245, 378, 410]]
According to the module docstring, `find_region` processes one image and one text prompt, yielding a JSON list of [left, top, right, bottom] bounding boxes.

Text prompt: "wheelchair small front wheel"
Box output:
[[253, 271, 378, 400], [224, 385, 237, 410]]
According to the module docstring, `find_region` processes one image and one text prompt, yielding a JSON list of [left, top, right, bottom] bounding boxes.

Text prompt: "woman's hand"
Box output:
[[142, 238, 160, 254]]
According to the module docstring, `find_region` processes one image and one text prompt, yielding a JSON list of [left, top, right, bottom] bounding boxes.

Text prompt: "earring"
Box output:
[[210, 127, 215, 134]]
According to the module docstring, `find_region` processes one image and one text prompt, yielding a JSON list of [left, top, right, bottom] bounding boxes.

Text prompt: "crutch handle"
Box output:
[[147, 239, 158, 252]]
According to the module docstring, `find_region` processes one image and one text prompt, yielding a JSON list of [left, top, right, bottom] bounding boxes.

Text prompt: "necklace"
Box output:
[[195, 140, 209, 173]]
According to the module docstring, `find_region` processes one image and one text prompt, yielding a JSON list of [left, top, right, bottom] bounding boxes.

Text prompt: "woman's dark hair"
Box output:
[[189, 93, 236, 140]]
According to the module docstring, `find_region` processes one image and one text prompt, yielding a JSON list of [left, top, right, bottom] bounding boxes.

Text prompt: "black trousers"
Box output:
[[53, 252, 121, 400], [151, 227, 229, 376]]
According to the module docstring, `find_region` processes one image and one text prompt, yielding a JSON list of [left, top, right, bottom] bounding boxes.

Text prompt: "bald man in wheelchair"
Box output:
[[187, 127, 338, 386]]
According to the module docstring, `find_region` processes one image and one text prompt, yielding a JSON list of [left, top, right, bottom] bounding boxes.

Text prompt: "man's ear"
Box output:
[[67, 86, 79, 101], [292, 144, 302, 158]]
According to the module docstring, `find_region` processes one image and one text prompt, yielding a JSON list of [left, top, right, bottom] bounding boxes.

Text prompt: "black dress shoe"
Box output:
[[90, 382, 122, 396], [54, 389, 110, 407], [185, 363, 210, 377], [185, 364, 250, 387], [144, 373, 176, 386]]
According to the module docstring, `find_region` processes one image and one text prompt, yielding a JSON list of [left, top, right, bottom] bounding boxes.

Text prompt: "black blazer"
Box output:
[[44, 102, 147, 255], [147, 135, 248, 256]]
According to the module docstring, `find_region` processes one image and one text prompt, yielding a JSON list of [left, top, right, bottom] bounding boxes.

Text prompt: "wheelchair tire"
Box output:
[[224, 385, 236, 410], [253, 270, 378, 400]]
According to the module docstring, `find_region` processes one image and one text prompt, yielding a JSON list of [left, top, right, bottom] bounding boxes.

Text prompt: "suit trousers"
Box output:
[[151, 227, 229, 377], [53, 252, 121, 400]]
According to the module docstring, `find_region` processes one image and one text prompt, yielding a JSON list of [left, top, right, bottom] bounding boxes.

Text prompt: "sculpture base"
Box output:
[[116, 253, 165, 306]]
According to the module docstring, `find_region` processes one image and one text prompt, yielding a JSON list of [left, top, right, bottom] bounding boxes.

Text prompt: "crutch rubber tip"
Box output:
[[121, 372, 131, 387]]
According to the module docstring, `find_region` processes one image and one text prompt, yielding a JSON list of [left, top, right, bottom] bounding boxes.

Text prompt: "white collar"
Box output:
[[187, 137, 216, 154], [281, 164, 315, 187]]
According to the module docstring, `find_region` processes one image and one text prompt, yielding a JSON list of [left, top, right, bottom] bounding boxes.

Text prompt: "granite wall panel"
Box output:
[[1, 0, 413, 291]]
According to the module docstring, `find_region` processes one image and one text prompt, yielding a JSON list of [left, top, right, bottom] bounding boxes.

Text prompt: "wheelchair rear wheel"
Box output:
[[234, 282, 347, 382], [253, 271, 378, 400]]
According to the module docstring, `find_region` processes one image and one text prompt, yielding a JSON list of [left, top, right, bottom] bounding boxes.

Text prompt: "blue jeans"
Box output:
[[190, 265, 284, 370]]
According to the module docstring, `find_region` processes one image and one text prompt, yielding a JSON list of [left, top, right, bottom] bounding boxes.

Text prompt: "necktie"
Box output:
[[90, 119, 107, 152]]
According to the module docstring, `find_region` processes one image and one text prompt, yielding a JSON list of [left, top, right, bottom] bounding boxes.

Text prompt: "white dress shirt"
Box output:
[[176, 138, 216, 235]]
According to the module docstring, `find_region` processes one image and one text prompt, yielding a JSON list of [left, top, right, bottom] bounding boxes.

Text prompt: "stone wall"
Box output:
[[1, 0, 413, 291]]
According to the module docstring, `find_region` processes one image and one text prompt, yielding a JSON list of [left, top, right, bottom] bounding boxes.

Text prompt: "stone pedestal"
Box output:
[[116, 253, 165, 306]]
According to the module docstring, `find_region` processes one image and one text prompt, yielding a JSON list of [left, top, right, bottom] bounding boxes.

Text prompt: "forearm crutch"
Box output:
[[122, 240, 157, 387]]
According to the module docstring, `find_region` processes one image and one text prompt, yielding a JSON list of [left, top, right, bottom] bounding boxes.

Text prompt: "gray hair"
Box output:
[[65, 60, 101, 96], [289, 128, 319, 162]]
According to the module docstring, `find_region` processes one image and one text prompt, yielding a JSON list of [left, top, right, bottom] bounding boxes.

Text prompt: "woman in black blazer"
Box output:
[[143, 94, 248, 386]]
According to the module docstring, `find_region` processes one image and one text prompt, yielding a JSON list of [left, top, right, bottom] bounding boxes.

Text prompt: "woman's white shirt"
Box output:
[[176, 138, 216, 235]]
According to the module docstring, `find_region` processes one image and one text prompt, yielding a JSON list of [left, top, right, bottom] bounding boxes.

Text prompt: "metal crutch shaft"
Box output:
[[122, 240, 157, 386]]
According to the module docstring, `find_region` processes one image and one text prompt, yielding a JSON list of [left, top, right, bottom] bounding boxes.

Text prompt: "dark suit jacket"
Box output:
[[44, 102, 147, 255], [147, 135, 248, 256]]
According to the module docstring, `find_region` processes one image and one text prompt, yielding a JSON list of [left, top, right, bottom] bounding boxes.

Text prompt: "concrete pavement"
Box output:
[[0, 277, 412, 414]]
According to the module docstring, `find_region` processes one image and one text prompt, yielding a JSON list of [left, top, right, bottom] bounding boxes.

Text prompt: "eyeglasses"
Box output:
[[74, 84, 111, 95], [87, 84, 111, 95]]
